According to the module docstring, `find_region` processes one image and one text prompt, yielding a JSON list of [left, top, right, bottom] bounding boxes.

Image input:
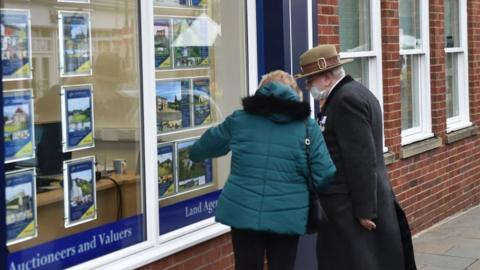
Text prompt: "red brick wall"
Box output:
[[317, 0, 480, 234], [317, 0, 340, 48], [469, 0, 480, 124], [384, 0, 480, 234], [381, 0, 402, 154], [139, 234, 234, 270]]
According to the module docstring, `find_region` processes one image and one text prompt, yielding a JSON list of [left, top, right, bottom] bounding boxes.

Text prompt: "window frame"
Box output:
[[339, 0, 386, 151], [399, 0, 433, 146], [69, 0, 257, 269], [445, 0, 471, 133]]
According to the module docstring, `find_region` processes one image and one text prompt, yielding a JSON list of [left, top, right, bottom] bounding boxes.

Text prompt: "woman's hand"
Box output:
[[359, 218, 377, 231]]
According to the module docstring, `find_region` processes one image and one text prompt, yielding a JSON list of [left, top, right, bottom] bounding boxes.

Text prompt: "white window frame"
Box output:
[[399, 0, 433, 145], [445, 0, 471, 133], [66, 0, 257, 269], [339, 0, 386, 152]]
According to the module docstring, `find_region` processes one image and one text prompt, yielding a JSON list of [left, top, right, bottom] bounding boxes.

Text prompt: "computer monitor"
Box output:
[[14, 122, 71, 176]]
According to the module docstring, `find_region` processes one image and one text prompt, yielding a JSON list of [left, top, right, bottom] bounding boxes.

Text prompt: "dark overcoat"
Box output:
[[316, 76, 416, 270]]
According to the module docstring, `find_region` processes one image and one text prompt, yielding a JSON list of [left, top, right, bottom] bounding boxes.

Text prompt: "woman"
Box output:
[[189, 70, 336, 270]]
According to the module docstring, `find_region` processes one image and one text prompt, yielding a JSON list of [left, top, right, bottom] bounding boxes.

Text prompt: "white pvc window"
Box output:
[[339, 0, 385, 150], [399, 0, 432, 145], [445, 0, 471, 133]]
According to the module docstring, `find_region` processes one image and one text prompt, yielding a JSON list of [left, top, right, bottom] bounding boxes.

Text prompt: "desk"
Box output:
[[37, 173, 138, 207], [9, 173, 142, 252]]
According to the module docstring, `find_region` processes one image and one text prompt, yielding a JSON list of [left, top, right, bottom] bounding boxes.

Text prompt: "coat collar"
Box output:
[[321, 75, 355, 113], [242, 95, 311, 123]]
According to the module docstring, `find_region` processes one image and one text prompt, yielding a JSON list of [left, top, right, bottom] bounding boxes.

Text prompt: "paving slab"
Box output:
[[415, 253, 476, 269], [414, 206, 480, 270], [446, 246, 480, 259], [467, 260, 480, 270], [422, 266, 467, 270]]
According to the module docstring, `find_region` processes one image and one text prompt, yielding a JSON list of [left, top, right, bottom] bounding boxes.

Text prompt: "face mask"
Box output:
[[309, 86, 329, 100]]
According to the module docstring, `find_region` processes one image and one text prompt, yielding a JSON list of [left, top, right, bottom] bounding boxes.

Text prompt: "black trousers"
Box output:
[[231, 228, 299, 270]]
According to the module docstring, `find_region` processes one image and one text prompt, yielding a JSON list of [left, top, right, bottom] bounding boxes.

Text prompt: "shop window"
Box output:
[[399, 0, 432, 145], [2, 0, 146, 268], [444, 0, 471, 132], [152, 1, 248, 237], [339, 0, 378, 92], [339, 0, 385, 150]]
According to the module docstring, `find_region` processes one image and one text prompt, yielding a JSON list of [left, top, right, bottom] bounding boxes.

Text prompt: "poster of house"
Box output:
[[191, 0, 207, 8], [154, 17, 172, 70], [59, 11, 92, 77], [172, 18, 209, 69], [193, 77, 212, 126], [177, 139, 212, 193], [158, 143, 175, 198], [154, 0, 188, 8], [1, 9, 32, 81], [6, 168, 37, 246], [61, 84, 94, 152], [3, 89, 35, 163], [64, 157, 96, 228], [156, 79, 191, 133]]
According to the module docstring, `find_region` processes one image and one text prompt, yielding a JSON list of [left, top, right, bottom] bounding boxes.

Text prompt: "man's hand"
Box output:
[[359, 218, 377, 231]]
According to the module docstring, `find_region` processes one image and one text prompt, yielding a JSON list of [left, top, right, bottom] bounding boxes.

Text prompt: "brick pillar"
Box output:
[[317, 0, 340, 49], [468, 0, 480, 124], [429, 0, 447, 139], [381, 0, 402, 155]]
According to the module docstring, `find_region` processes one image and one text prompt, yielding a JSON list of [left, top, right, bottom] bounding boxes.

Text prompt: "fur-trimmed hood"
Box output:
[[242, 82, 311, 123]]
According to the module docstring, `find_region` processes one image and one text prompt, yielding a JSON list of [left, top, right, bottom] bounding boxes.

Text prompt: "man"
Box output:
[[295, 45, 416, 270]]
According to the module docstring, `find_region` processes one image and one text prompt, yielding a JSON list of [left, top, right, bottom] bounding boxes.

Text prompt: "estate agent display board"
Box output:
[[2, 1, 146, 269], [153, 0, 248, 235], [2, 0, 249, 268]]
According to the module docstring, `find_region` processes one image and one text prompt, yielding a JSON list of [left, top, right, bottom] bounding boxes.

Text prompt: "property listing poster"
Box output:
[[59, 11, 92, 77], [172, 18, 209, 69], [156, 79, 191, 133], [158, 143, 175, 198], [177, 139, 213, 193], [61, 85, 94, 152], [193, 77, 212, 126], [191, 0, 207, 7], [6, 168, 37, 246], [154, 17, 172, 70], [64, 157, 97, 228], [1, 9, 32, 81], [3, 89, 35, 163], [154, 0, 188, 8]]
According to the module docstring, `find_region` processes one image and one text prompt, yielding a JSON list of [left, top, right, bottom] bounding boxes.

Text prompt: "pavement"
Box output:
[[414, 206, 480, 270]]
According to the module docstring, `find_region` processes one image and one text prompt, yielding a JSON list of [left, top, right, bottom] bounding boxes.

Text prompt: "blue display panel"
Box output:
[[8, 215, 145, 270], [160, 190, 220, 235]]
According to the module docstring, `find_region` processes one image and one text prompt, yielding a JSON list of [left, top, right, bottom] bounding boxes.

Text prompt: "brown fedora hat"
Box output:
[[294, 45, 353, 79]]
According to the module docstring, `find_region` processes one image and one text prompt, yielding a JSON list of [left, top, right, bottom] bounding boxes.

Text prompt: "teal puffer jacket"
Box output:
[[190, 82, 336, 235]]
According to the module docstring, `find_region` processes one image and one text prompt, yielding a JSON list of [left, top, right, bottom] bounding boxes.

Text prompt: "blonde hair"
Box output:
[[259, 70, 303, 100]]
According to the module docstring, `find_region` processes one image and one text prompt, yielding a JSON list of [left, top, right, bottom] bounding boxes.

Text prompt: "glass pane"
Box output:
[[446, 53, 460, 118], [339, 0, 371, 52], [444, 0, 460, 48], [399, 0, 422, 50], [2, 0, 146, 268], [342, 57, 369, 86], [400, 55, 420, 130], [154, 1, 248, 235]]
